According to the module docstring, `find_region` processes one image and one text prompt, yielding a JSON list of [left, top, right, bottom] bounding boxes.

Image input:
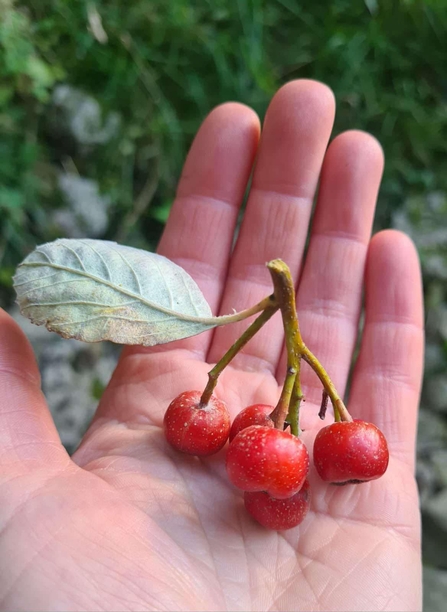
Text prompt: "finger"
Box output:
[[208, 80, 336, 372], [0, 310, 68, 475], [281, 131, 384, 402], [348, 231, 424, 469], [154, 102, 260, 356]]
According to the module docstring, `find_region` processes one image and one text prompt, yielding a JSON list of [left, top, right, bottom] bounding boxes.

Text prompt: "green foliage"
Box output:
[[1, 0, 447, 305]]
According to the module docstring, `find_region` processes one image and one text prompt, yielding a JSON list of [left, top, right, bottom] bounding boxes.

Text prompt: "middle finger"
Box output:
[[208, 80, 335, 373]]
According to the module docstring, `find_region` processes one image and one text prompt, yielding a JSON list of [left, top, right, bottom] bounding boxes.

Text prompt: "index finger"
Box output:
[[155, 102, 260, 356]]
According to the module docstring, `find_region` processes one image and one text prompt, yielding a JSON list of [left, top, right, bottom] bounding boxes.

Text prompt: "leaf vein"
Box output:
[[16, 276, 92, 297], [34, 248, 53, 263], [18, 262, 218, 324], [13, 272, 59, 287], [62, 243, 87, 272], [153, 258, 174, 309], [79, 239, 112, 280], [109, 245, 143, 295], [21, 299, 140, 310]]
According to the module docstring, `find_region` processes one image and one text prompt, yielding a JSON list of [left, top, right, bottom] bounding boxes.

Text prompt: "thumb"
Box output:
[[0, 309, 68, 473]]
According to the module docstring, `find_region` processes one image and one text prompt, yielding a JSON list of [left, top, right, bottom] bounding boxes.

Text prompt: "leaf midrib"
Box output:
[[17, 261, 221, 326]]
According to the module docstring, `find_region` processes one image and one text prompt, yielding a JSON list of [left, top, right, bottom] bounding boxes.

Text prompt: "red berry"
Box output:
[[163, 391, 230, 456], [229, 404, 274, 441], [244, 480, 311, 530], [313, 420, 389, 484], [226, 425, 309, 499]]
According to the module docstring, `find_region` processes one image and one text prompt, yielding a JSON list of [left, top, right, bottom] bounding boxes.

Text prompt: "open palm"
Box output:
[[0, 80, 423, 611]]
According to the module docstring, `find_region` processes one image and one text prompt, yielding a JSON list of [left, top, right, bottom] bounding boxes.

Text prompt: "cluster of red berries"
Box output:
[[163, 391, 389, 530]]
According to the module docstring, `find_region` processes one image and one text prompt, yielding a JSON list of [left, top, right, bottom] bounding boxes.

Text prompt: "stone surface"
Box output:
[[417, 409, 447, 454], [416, 459, 439, 509], [425, 375, 447, 414], [55, 173, 111, 238], [424, 566, 447, 612], [52, 84, 120, 146], [425, 489, 447, 533], [432, 450, 447, 488], [424, 342, 446, 375]]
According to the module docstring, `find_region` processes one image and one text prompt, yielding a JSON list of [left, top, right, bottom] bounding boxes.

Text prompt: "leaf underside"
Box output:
[[13, 239, 219, 346]]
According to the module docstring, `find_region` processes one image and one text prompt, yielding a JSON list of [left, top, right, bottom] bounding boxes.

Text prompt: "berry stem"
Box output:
[[265, 259, 353, 426], [287, 364, 303, 436], [200, 304, 279, 406], [301, 346, 352, 422], [266, 260, 303, 432], [270, 366, 297, 431], [318, 390, 329, 420]]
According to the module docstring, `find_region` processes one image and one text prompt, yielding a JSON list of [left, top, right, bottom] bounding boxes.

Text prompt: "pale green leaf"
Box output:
[[13, 238, 221, 346]]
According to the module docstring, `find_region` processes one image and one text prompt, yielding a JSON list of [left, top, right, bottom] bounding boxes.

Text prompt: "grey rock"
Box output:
[[424, 566, 447, 612], [422, 510, 447, 569], [425, 255, 447, 281], [55, 173, 111, 237], [52, 85, 120, 145], [425, 489, 447, 532], [424, 342, 446, 374], [425, 376, 447, 414], [417, 459, 439, 509], [417, 409, 447, 454], [432, 450, 447, 488], [393, 194, 447, 287], [427, 191, 447, 212]]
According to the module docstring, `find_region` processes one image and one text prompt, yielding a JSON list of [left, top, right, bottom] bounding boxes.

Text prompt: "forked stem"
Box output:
[[201, 258, 352, 427], [266, 259, 352, 428], [266, 260, 303, 432]]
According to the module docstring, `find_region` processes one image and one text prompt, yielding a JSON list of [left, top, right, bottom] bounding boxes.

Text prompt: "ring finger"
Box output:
[[282, 131, 384, 417]]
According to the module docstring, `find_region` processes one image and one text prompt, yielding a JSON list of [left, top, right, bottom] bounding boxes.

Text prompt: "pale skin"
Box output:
[[0, 80, 424, 611]]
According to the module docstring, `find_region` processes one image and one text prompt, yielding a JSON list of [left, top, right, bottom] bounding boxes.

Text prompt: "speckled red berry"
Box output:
[[313, 419, 389, 484], [244, 479, 311, 530], [163, 391, 230, 456], [229, 404, 274, 442], [226, 425, 309, 499]]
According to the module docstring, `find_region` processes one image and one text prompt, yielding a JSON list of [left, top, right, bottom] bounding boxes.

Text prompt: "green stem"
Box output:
[[214, 294, 277, 325], [287, 360, 303, 436], [301, 345, 352, 422], [200, 304, 279, 406], [270, 366, 297, 431], [266, 260, 303, 433]]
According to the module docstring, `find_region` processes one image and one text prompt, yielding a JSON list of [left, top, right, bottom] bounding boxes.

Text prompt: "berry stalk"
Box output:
[[287, 370, 303, 436], [266, 260, 303, 433], [266, 259, 352, 426], [200, 301, 279, 406], [301, 345, 352, 422]]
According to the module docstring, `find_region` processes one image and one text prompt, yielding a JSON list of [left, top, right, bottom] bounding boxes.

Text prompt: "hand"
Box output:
[[0, 80, 423, 611]]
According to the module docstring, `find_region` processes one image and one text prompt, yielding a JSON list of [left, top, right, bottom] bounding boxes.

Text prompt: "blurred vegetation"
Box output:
[[1, 0, 447, 304]]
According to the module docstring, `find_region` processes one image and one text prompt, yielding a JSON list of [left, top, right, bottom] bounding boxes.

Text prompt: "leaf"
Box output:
[[13, 238, 221, 346]]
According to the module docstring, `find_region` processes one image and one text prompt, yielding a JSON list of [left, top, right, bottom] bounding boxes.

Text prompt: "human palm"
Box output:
[[0, 81, 423, 611]]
